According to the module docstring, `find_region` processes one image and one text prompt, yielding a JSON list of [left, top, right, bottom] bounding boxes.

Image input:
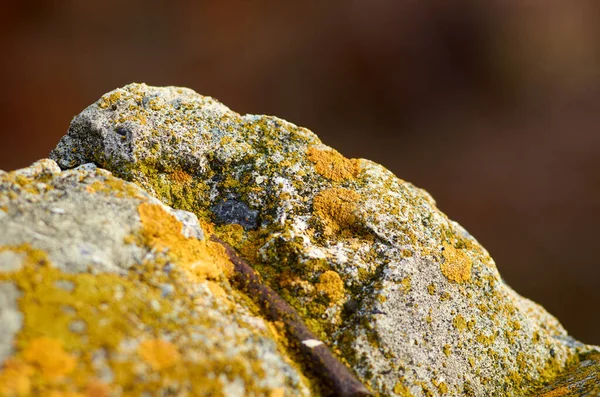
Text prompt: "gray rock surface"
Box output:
[[0, 159, 309, 396], [47, 83, 598, 396], [0, 282, 22, 364]]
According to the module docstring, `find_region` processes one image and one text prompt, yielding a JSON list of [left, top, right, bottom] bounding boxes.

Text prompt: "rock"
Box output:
[[0, 159, 310, 396], [20, 82, 595, 395]]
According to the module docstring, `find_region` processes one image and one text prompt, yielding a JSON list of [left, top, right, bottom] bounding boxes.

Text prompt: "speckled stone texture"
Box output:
[[0, 159, 309, 396], [46, 83, 600, 396]]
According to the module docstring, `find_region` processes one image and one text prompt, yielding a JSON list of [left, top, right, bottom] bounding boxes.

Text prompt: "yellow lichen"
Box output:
[[215, 223, 245, 247], [85, 179, 146, 200], [443, 344, 452, 357], [6, 261, 161, 352], [131, 161, 211, 219], [427, 283, 436, 295], [394, 381, 415, 397], [138, 202, 233, 279], [467, 318, 476, 331], [0, 241, 290, 396], [306, 146, 360, 182], [303, 258, 330, 273], [468, 356, 476, 368], [138, 339, 181, 371], [440, 242, 472, 283], [98, 91, 122, 109], [476, 332, 496, 346], [206, 281, 228, 299], [401, 249, 413, 258], [452, 314, 467, 332], [22, 337, 76, 379], [400, 276, 412, 294], [0, 358, 34, 396], [312, 188, 361, 237], [316, 270, 345, 303], [434, 381, 448, 394]]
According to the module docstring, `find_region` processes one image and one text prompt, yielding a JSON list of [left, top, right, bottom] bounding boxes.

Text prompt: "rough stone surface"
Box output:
[[44, 84, 590, 396], [0, 159, 309, 396], [46, 83, 599, 396], [0, 282, 22, 364]]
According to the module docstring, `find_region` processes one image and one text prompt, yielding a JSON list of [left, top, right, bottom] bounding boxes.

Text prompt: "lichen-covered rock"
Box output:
[[531, 352, 600, 397], [0, 159, 310, 396], [48, 83, 596, 396]]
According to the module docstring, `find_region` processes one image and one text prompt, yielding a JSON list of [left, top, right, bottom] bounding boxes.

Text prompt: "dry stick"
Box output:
[[211, 235, 371, 397]]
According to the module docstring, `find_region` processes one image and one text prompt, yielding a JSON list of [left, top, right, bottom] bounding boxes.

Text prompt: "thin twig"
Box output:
[[211, 235, 371, 397]]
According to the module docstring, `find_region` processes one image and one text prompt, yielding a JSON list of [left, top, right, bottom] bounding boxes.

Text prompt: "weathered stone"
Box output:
[[0, 159, 309, 396], [46, 83, 599, 396], [212, 198, 259, 230], [0, 283, 22, 364]]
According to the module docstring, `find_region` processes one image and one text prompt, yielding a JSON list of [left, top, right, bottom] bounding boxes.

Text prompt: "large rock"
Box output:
[[0, 159, 310, 396], [2, 82, 590, 396]]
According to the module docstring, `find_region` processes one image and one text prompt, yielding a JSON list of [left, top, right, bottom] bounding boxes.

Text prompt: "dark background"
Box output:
[[1, 1, 599, 344]]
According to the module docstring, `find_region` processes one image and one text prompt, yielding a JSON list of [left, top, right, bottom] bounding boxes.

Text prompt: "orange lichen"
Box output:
[[138, 339, 181, 371], [84, 380, 110, 397], [312, 188, 361, 237], [306, 146, 360, 182], [169, 169, 193, 184], [0, 358, 34, 395], [137, 202, 233, 279], [269, 388, 285, 397], [316, 270, 345, 303], [22, 337, 76, 379], [440, 242, 472, 283], [538, 386, 571, 397], [47, 391, 84, 397]]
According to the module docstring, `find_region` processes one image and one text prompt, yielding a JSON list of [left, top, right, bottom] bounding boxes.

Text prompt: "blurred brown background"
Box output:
[[1, 1, 599, 344]]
